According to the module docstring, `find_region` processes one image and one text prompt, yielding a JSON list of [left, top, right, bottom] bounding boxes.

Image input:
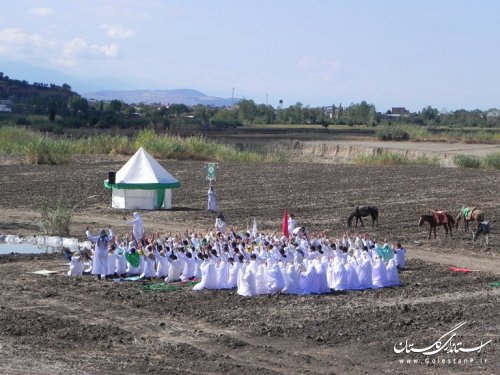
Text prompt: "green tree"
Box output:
[[237, 99, 257, 124]]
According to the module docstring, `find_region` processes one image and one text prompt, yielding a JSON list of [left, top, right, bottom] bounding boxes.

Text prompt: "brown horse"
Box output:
[[347, 206, 379, 228], [418, 212, 455, 240], [455, 207, 485, 231]]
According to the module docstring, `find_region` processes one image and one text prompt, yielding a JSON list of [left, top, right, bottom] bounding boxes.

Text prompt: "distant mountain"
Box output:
[[0, 59, 137, 93], [82, 89, 239, 106], [0, 59, 240, 106]]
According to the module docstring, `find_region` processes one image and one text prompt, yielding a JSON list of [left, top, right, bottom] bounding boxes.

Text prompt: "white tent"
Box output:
[[104, 147, 180, 210]]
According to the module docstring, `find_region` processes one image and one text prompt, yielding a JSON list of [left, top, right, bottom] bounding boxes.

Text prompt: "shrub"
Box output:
[[453, 154, 481, 168], [24, 137, 72, 165], [39, 200, 75, 236], [376, 125, 409, 141]]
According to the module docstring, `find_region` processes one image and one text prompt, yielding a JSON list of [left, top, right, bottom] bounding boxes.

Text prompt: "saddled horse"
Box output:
[[455, 207, 485, 231], [347, 206, 379, 228], [418, 211, 455, 240]]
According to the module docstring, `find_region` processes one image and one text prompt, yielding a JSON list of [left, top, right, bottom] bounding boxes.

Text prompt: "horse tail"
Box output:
[[373, 207, 379, 219]]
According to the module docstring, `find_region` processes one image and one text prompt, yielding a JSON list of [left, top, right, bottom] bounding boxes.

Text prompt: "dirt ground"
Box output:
[[0, 152, 499, 374]]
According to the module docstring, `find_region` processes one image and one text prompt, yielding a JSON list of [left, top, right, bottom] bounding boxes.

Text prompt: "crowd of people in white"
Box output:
[[68, 212, 406, 295]]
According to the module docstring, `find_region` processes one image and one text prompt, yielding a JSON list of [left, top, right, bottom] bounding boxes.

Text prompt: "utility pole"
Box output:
[[231, 88, 235, 106], [266, 93, 268, 106]]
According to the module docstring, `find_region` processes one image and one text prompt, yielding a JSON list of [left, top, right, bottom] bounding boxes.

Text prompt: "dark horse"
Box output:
[[418, 212, 455, 240], [347, 206, 379, 228], [455, 207, 485, 231]]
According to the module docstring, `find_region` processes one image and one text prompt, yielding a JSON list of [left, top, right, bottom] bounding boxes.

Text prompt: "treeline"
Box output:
[[1, 73, 499, 132]]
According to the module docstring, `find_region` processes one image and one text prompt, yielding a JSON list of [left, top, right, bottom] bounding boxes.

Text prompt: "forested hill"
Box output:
[[0, 72, 79, 118]]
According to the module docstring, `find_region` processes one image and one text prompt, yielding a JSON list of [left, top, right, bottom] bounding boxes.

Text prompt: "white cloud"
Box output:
[[0, 27, 120, 68], [90, 43, 119, 57], [297, 55, 340, 81], [100, 24, 136, 39], [29, 7, 53, 17], [58, 38, 119, 66], [0, 28, 55, 56]]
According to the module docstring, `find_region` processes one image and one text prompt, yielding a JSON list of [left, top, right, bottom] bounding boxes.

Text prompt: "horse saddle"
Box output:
[[433, 211, 448, 224], [462, 206, 476, 220]]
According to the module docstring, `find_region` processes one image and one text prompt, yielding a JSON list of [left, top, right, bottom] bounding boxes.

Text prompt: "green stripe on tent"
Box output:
[[104, 180, 180, 190]]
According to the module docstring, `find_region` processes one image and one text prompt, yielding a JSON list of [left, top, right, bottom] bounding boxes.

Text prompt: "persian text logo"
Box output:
[[394, 321, 492, 356]]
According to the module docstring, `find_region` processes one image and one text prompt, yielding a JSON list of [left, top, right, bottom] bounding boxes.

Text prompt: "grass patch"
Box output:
[[355, 152, 439, 166], [453, 154, 481, 168], [133, 129, 282, 162], [483, 152, 500, 169], [0, 126, 287, 164], [376, 124, 500, 143]]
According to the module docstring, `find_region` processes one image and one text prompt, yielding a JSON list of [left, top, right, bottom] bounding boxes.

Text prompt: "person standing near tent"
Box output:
[[86, 225, 114, 280], [207, 185, 218, 212], [123, 212, 144, 243]]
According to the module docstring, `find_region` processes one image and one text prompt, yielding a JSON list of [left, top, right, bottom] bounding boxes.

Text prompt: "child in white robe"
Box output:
[[228, 257, 243, 288], [68, 252, 84, 276], [386, 259, 400, 286], [371, 255, 389, 288], [106, 246, 117, 278], [330, 259, 348, 291], [179, 251, 197, 282], [140, 250, 157, 280], [237, 263, 256, 297], [156, 250, 169, 278], [265, 262, 285, 293], [394, 243, 406, 269], [357, 254, 373, 289], [165, 254, 183, 283], [115, 248, 128, 278], [193, 256, 218, 290]]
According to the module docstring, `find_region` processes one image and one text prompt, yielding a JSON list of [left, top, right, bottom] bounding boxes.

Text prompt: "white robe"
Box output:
[[357, 257, 373, 289], [237, 263, 256, 297], [107, 253, 117, 276], [193, 260, 218, 290], [265, 263, 285, 293], [372, 257, 389, 288], [330, 260, 348, 291], [68, 255, 84, 276], [165, 258, 183, 283], [255, 264, 268, 295], [386, 259, 400, 287], [115, 251, 128, 276], [86, 229, 113, 276], [179, 254, 196, 282], [156, 254, 169, 278], [345, 261, 361, 290], [217, 261, 231, 289], [394, 248, 406, 269], [282, 264, 301, 294], [140, 256, 157, 279], [207, 187, 218, 212], [126, 212, 144, 241], [299, 262, 322, 294], [228, 262, 242, 288]]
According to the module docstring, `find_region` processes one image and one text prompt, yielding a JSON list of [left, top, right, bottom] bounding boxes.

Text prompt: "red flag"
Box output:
[[282, 209, 289, 238]]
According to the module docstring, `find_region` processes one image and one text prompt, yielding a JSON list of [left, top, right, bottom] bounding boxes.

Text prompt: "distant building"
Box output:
[[388, 107, 410, 117]]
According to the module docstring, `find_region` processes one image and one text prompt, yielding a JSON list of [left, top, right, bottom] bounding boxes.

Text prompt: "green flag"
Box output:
[[205, 162, 217, 181]]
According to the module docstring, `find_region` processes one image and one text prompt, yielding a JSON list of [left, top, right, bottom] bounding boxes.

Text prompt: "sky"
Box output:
[[0, 0, 499, 112]]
